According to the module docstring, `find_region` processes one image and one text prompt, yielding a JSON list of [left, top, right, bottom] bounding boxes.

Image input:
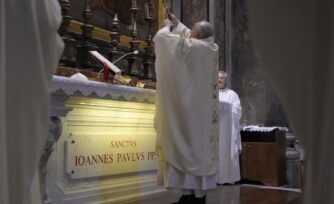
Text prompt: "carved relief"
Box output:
[[39, 117, 63, 204]]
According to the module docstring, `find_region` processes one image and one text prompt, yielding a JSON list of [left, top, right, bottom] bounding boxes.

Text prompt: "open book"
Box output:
[[89, 51, 121, 74], [89, 51, 131, 85]]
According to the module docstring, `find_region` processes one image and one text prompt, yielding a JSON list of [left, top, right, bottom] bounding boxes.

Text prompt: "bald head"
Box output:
[[218, 71, 227, 89], [190, 21, 214, 39]]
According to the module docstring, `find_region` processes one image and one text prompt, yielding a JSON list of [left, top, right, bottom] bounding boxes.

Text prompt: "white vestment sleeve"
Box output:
[[0, 0, 64, 203], [231, 93, 242, 153], [232, 95, 242, 122], [172, 22, 188, 34]]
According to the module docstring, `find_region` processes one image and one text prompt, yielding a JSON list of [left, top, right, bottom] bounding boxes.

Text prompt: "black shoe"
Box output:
[[193, 195, 206, 204], [171, 194, 195, 204]]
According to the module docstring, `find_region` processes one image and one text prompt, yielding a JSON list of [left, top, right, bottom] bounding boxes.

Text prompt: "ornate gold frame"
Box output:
[[68, 0, 167, 50]]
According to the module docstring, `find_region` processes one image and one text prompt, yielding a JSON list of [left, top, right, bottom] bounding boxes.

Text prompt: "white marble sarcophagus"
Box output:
[[46, 76, 163, 204]]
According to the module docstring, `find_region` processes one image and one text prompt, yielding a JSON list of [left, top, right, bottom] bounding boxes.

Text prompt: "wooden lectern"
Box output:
[[240, 129, 287, 186]]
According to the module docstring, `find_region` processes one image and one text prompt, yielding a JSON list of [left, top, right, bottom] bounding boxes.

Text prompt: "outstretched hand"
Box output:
[[164, 12, 179, 28]]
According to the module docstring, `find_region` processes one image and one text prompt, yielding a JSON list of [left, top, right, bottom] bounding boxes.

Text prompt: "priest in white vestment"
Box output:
[[249, 1, 334, 203], [217, 71, 242, 185], [153, 13, 219, 204], [0, 0, 64, 203]]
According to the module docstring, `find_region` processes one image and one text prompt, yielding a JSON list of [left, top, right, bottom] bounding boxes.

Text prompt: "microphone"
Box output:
[[113, 50, 139, 64]]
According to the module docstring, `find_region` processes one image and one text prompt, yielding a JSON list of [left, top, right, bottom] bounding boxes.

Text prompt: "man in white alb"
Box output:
[[217, 71, 242, 185], [153, 13, 219, 204]]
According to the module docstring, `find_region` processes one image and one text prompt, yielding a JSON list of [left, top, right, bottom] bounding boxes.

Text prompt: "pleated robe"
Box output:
[[218, 89, 242, 184]]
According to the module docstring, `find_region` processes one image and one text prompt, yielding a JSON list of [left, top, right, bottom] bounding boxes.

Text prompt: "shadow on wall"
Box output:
[[231, 0, 289, 127]]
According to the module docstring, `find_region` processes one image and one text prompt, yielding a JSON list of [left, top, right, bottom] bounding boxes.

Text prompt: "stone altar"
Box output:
[[45, 76, 163, 204]]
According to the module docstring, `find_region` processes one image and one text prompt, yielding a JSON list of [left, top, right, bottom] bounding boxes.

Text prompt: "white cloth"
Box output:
[[153, 22, 220, 178], [242, 125, 289, 132], [70, 72, 89, 80], [218, 89, 242, 184], [0, 0, 64, 203], [249, 1, 334, 203], [157, 150, 217, 191]]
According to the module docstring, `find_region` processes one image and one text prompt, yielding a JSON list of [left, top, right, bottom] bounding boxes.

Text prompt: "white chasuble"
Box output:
[[0, 0, 64, 203], [153, 22, 220, 181], [249, 1, 334, 203], [218, 89, 242, 184]]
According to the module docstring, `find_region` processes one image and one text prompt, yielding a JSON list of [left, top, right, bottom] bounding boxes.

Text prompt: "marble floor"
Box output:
[[123, 185, 301, 204]]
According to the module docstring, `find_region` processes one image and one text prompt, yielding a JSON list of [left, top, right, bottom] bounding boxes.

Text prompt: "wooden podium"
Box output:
[[240, 129, 287, 186]]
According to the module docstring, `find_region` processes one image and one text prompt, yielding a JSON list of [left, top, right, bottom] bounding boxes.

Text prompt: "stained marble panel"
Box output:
[[230, 0, 289, 127], [181, 0, 208, 28], [214, 0, 225, 69], [180, 0, 289, 127]]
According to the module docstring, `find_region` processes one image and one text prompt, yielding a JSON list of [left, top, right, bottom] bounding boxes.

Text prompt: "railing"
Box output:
[[58, 0, 162, 84]]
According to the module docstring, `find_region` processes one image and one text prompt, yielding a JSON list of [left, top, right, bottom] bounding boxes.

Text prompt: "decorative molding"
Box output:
[[50, 94, 73, 117], [69, 20, 147, 50], [50, 76, 155, 103]]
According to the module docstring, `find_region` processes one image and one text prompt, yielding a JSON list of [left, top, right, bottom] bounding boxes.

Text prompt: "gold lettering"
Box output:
[[110, 140, 138, 148]]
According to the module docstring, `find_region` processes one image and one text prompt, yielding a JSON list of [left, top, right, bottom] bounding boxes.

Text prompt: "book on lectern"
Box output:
[[89, 51, 131, 85], [89, 51, 121, 74]]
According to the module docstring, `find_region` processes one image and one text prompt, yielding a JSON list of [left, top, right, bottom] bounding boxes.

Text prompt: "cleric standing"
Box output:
[[217, 71, 242, 185], [153, 13, 219, 204]]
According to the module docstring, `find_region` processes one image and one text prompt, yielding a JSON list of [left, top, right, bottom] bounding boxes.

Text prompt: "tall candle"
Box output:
[[132, 0, 137, 8], [144, 2, 150, 18]]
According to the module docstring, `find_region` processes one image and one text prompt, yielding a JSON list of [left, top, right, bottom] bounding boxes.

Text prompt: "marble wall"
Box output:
[[230, 0, 288, 127], [181, 0, 209, 28], [214, 0, 225, 69], [181, 0, 289, 127]]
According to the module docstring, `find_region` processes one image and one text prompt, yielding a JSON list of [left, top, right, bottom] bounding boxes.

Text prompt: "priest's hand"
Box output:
[[168, 13, 179, 27], [163, 19, 171, 27]]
